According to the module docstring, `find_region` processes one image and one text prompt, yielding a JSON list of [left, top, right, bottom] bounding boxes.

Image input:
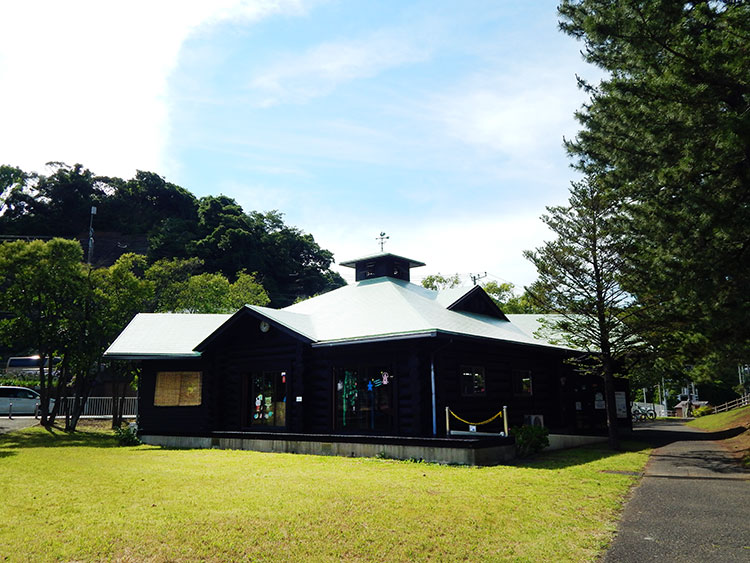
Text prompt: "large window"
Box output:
[[154, 372, 202, 406], [249, 371, 286, 427], [460, 365, 486, 396], [335, 366, 394, 432]]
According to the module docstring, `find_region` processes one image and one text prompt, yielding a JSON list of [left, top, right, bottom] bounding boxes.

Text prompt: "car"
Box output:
[[0, 386, 55, 416]]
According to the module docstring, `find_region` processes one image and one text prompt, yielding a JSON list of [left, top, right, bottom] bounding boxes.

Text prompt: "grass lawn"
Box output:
[[687, 404, 750, 466], [0, 423, 650, 562]]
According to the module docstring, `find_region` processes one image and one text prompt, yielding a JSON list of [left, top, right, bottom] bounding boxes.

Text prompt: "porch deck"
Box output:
[[140, 431, 517, 466]]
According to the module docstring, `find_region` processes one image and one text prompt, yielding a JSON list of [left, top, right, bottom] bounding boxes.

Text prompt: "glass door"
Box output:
[[334, 366, 394, 432], [249, 371, 286, 427]]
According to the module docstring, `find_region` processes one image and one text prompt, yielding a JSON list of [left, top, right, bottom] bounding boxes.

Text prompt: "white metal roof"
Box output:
[[104, 313, 231, 359], [105, 279, 575, 358]]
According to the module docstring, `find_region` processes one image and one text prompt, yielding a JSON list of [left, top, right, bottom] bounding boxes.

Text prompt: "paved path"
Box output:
[[0, 415, 38, 434], [605, 421, 750, 562]]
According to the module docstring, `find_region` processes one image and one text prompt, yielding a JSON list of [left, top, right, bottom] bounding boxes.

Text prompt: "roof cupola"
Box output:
[[339, 252, 425, 282]]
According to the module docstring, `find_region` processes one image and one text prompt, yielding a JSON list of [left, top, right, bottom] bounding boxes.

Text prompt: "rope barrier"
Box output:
[[448, 408, 503, 426]]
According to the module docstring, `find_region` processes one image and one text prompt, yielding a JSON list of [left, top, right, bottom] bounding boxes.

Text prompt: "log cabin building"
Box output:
[[104, 252, 630, 464]]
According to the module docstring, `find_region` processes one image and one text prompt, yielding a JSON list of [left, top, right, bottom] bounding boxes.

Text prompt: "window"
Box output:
[[513, 370, 533, 397], [249, 371, 286, 427], [460, 366, 486, 396], [154, 372, 202, 406], [335, 366, 394, 432]]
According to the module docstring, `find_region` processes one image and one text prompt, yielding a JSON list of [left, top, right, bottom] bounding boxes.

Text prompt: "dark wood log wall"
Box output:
[[137, 358, 211, 435], [430, 337, 581, 434], [138, 321, 629, 438]]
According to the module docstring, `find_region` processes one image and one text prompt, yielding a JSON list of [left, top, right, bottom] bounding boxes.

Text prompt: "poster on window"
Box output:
[[615, 392, 627, 418], [594, 392, 605, 410]]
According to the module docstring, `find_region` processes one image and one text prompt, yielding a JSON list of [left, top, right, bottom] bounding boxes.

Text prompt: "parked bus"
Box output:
[[5, 356, 60, 377]]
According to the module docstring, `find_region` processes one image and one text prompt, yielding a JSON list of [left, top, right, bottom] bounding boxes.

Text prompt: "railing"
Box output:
[[57, 397, 137, 418], [712, 393, 750, 414]]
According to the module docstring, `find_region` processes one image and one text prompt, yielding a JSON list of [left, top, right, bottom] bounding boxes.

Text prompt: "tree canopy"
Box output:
[[558, 0, 750, 380], [0, 238, 273, 429], [0, 163, 345, 306], [525, 179, 637, 449]]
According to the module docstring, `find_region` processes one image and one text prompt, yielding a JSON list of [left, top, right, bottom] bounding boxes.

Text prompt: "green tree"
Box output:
[[421, 273, 462, 291], [149, 266, 269, 314], [480, 281, 547, 314], [0, 238, 85, 426], [558, 0, 750, 381], [229, 271, 271, 309], [247, 210, 345, 306], [525, 179, 637, 449], [64, 254, 152, 430], [144, 257, 203, 312]]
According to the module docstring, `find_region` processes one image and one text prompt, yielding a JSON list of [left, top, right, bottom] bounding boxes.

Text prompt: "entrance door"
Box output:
[[334, 366, 394, 432], [248, 371, 287, 427]]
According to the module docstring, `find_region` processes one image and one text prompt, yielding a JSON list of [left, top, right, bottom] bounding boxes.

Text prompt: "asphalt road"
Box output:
[[605, 421, 750, 562], [0, 415, 39, 434]]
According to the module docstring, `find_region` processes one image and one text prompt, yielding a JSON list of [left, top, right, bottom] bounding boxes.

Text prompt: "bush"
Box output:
[[510, 425, 550, 457], [693, 405, 713, 418], [113, 425, 141, 446]]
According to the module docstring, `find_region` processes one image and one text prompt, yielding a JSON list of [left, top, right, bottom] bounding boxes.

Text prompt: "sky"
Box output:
[[0, 0, 598, 290]]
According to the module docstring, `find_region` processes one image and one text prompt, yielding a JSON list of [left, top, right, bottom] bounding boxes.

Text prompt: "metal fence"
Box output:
[[57, 397, 137, 418], [712, 393, 750, 414]]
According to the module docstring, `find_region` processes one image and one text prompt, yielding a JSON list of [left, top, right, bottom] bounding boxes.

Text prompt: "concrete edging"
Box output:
[[141, 434, 516, 465]]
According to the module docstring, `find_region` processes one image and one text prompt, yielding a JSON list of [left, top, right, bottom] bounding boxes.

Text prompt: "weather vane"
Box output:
[[376, 231, 389, 252]]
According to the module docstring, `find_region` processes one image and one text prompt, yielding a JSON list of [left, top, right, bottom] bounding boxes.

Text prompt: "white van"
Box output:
[[0, 386, 55, 415]]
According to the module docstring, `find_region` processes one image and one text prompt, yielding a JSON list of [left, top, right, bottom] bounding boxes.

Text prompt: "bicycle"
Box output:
[[631, 404, 656, 422]]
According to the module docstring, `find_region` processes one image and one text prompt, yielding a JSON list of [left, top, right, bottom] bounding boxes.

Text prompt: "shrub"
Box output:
[[113, 425, 141, 446], [510, 425, 550, 457], [693, 405, 713, 418]]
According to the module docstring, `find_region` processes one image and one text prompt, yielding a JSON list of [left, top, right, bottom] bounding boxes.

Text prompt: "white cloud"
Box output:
[[249, 28, 432, 106], [428, 63, 587, 165], [0, 0, 312, 178]]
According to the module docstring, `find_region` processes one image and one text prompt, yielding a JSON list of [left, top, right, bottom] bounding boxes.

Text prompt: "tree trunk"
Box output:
[[602, 355, 620, 451]]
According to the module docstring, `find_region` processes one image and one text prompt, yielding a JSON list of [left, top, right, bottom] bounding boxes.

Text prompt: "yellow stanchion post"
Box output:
[[445, 406, 450, 436], [503, 405, 508, 436]]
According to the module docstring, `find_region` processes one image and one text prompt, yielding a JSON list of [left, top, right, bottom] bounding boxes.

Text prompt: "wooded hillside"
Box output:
[[0, 162, 345, 306]]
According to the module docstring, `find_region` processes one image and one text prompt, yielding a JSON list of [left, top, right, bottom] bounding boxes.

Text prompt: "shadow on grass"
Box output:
[[511, 423, 749, 471], [0, 424, 118, 454], [508, 440, 652, 470], [627, 424, 748, 447]]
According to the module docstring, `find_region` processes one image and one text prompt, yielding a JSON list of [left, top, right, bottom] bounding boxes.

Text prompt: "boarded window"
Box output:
[[154, 372, 202, 406]]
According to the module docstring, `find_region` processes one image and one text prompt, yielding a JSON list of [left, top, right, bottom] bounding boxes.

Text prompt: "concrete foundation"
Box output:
[[546, 433, 607, 450], [141, 433, 516, 466]]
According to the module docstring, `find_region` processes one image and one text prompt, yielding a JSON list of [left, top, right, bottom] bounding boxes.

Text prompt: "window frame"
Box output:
[[154, 371, 203, 407], [513, 369, 533, 397], [460, 365, 486, 397]]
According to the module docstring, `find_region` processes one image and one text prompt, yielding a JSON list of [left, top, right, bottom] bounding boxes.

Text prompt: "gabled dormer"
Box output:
[[340, 252, 425, 282]]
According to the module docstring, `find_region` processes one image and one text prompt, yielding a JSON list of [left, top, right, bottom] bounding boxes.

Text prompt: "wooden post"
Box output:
[[445, 406, 450, 436], [503, 405, 508, 436]]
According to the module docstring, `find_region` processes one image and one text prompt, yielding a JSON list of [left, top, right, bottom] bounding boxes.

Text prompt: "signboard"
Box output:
[[594, 392, 605, 410], [615, 392, 627, 418]]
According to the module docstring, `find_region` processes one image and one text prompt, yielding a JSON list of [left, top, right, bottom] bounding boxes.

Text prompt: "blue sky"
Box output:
[[0, 1, 596, 289]]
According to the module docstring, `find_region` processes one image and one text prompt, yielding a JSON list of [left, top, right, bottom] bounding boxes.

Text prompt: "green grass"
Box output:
[[686, 404, 750, 432], [686, 405, 750, 467], [0, 424, 650, 562]]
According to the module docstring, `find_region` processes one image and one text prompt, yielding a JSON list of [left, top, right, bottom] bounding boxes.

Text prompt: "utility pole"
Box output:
[[87, 206, 97, 265], [469, 272, 487, 286]]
